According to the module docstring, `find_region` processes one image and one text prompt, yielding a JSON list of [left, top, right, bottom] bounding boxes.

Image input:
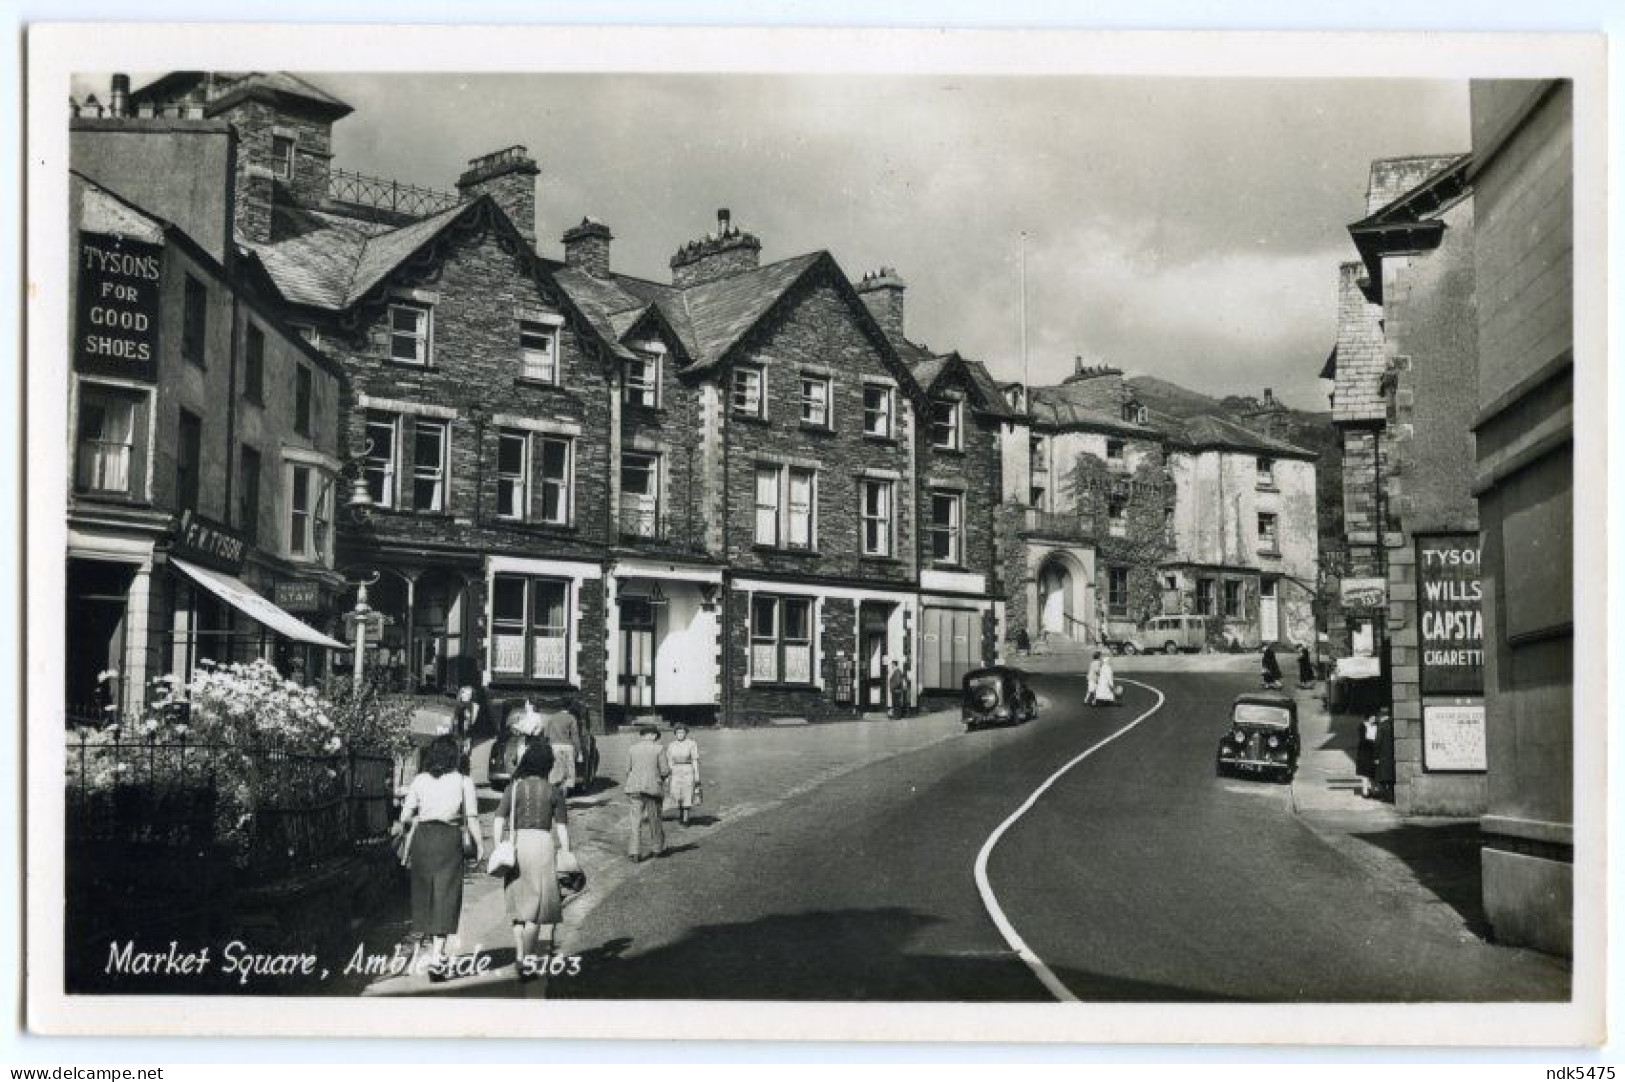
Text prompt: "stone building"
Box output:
[[999, 361, 1318, 652], [65, 159, 346, 722], [1338, 153, 1486, 818], [1469, 79, 1574, 956]]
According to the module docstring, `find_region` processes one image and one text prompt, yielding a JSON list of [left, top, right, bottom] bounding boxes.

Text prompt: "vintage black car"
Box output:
[[962, 666, 1039, 731], [487, 699, 600, 793], [1215, 692, 1299, 781]]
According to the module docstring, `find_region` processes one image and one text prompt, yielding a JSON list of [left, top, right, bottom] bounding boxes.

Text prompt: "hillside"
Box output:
[[1125, 375, 1344, 546]]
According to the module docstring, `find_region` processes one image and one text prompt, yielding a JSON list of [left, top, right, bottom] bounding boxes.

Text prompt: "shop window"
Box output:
[[490, 576, 569, 681], [750, 595, 813, 684], [929, 490, 962, 564], [863, 384, 893, 438]]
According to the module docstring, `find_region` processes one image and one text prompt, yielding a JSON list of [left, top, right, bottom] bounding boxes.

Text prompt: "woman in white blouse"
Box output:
[[395, 735, 483, 980]]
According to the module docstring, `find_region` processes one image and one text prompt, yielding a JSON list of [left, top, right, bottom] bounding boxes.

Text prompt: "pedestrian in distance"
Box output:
[[625, 724, 670, 862], [667, 724, 702, 827], [1296, 643, 1316, 688], [1093, 652, 1118, 707], [1356, 714, 1379, 798], [490, 742, 571, 980], [1261, 643, 1283, 690], [887, 660, 909, 719], [394, 735, 483, 982], [1085, 651, 1102, 707], [1013, 626, 1032, 657], [452, 682, 491, 774], [543, 701, 582, 794]]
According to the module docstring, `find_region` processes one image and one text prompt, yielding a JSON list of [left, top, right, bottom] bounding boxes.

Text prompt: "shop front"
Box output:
[[605, 559, 724, 729]]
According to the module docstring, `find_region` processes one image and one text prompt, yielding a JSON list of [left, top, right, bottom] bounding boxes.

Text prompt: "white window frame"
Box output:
[[364, 412, 398, 510], [496, 429, 530, 521], [74, 388, 137, 494], [270, 134, 295, 179], [863, 383, 894, 438], [733, 365, 765, 418], [411, 417, 449, 512], [787, 467, 816, 550], [388, 302, 433, 367], [624, 351, 661, 408], [520, 321, 560, 384], [538, 436, 573, 526], [750, 594, 814, 685], [1256, 456, 1277, 487], [287, 462, 331, 564], [489, 575, 570, 681], [928, 489, 962, 565], [860, 478, 894, 557], [800, 374, 831, 428], [930, 399, 962, 450], [754, 464, 781, 546], [1107, 565, 1130, 617]]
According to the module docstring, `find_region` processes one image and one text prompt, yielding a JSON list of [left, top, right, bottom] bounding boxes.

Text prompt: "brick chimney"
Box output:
[[108, 74, 131, 118], [457, 145, 540, 245], [235, 165, 276, 244], [856, 267, 907, 342], [562, 217, 613, 278], [670, 208, 761, 288]]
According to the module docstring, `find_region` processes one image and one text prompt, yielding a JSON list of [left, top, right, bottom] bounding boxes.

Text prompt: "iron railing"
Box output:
[[618, 504, 708, 553], [1018, 507, 1096, 544], [327, 168, 463, 218]]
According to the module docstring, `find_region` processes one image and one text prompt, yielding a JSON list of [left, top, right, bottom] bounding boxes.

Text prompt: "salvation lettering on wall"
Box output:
[[1416, 533, 1484, 695], [75, 231, 163, 382]]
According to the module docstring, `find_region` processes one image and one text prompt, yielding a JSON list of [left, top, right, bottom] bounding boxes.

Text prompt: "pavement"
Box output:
[[351, 705, 967, 997]]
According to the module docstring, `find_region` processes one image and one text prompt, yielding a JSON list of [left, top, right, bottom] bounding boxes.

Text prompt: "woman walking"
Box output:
[[667, 725, 702, 827], [1261, 643, 1283, 690], [1093, 653, 1117, 707], [625, 724, 670, 862], [395, 735, 482, 981], [1296, 643, 1316, 688], [490, 743, 571, 979], [1085, 651, 1103, 707]]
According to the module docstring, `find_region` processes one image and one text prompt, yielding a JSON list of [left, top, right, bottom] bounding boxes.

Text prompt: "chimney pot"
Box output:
[[718, 208, 731, 234], [109, 74, 130, 117]]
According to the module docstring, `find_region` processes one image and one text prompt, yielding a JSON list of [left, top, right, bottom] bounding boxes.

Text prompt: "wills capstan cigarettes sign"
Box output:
[[1417, 535, 1484, 696]]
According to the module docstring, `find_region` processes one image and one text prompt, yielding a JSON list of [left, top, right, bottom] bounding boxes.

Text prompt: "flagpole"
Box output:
[[1019, 231, 1030, 391]]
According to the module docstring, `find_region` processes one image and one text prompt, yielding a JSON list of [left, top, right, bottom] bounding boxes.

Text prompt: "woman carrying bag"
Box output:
[[489, 742, 572, 979], [395, 735, 483, 982]]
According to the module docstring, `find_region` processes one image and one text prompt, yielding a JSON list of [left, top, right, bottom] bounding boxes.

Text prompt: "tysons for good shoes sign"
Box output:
[[75, 231, 163, 383], [1416, 534, 1484, 695]]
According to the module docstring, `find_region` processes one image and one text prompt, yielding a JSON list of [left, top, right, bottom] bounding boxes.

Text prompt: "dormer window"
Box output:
[[1122, 400, 1147, 424], [930, 399, 962, 450], [625, 350, 661, 409]]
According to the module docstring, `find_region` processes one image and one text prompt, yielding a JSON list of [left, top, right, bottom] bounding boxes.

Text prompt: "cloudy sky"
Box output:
[[91, 72, 1470, 408]]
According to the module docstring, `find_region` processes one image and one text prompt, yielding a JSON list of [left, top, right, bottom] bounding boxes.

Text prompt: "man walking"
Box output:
[[625, 724, 670, 862], [887, 660, 909, 719], [543, 702, 581, 793]]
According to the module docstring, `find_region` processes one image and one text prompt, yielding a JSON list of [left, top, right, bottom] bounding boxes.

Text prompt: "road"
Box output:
[[550, 671, 1569, 1002]]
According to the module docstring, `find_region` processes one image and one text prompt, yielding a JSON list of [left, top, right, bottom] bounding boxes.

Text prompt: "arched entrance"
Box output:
[[1038, 558, 1073, 638]]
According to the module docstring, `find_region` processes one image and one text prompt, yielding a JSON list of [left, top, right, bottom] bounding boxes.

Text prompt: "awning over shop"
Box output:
[[169, 557, 347, 649]]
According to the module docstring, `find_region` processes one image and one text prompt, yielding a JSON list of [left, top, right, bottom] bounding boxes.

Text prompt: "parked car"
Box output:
[[487, 698, 600, 793], [1215, 692, 1299, 781], [1127, 614, 1212, 655], [962, 665, 1039, 731]]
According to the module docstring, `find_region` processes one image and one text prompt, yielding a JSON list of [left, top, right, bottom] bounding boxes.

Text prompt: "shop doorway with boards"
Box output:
[[618, 596, 656, 711], [858, 601, 893, 712]]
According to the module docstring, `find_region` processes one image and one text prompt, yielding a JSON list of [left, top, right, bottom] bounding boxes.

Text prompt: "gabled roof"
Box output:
[[904, 346, 1016, 420], [678, 252, 827, 369], [1170, 413, 1316, 461], [131, 71, 353, 121], [1028, 383, 1163, 438]]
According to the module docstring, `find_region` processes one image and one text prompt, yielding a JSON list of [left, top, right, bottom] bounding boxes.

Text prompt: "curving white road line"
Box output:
[[972, 677, 1168, 1002]]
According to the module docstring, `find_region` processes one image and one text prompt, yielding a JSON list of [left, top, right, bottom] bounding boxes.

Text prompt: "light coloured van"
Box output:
[[1129, 615, 1211, 655]]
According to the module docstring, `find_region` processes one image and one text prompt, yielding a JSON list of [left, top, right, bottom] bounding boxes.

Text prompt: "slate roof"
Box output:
[[902, 344, 1016, 420], [1170, 413, 1316, 460], [1028, 383, 1162, 438], [72, 172, 166, 244], [131, 71, 353, 120], [1364, 154, 1465, 215], [677, 253, 825, 369]]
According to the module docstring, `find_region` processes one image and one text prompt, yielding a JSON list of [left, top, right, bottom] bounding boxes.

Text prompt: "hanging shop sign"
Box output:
[[1416, 534, 1484, 695], [171, 509, 247, 575], [1423, 702, 1487, 772], [75, 232, 163, 383], [274, 580, 324, 613], [1339, 577, 1387, 612]]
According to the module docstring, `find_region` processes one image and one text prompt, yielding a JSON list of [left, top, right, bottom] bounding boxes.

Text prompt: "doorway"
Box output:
[[858, 602, 891, 710], [1259, 578, 1280, 643], [619, 597, 656, 709], [1038, 556, 1074, 638]]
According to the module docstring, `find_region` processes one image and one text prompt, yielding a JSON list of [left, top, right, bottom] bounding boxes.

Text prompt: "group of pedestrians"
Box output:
[[625, 723, 702, 861]]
